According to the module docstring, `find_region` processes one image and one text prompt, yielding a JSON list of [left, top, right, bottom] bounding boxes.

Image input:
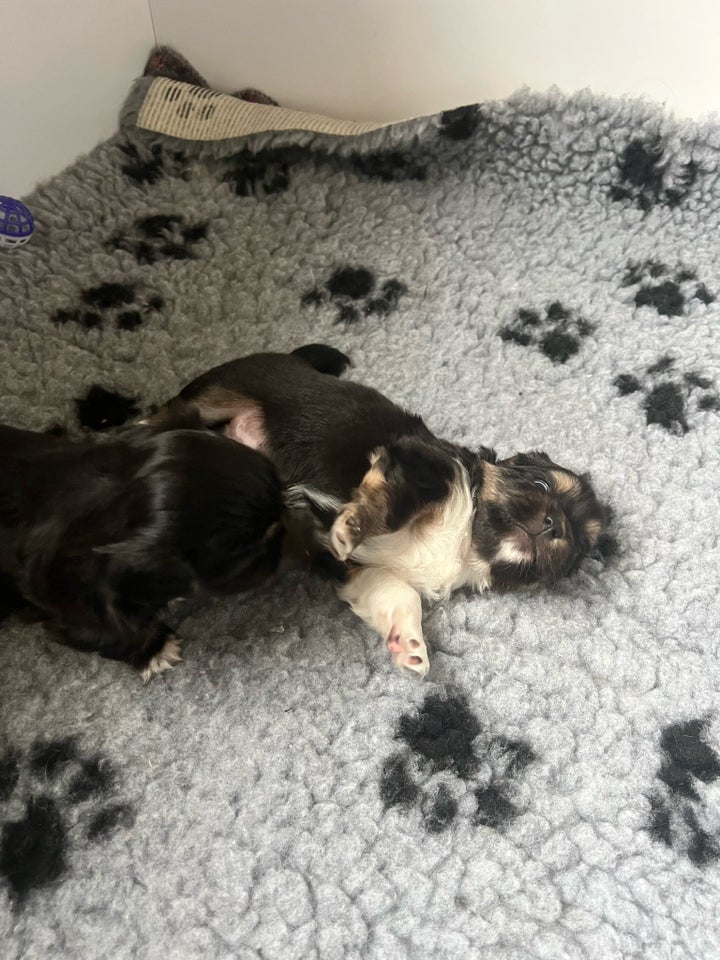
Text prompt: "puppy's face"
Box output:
[[474, 451, 606, 590]]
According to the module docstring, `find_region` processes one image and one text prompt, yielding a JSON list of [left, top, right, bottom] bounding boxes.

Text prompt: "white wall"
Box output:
[[3, 1, 720, 197], [0, 0, 154, 198], [151, 0, 720, 122]]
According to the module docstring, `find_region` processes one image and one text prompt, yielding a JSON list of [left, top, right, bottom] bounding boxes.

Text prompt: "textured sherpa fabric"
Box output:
[[2, 81, 720, 960]]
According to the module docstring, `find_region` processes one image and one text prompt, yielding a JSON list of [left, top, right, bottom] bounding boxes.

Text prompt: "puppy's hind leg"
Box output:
[[48, 616, 183, 682], [86, 613, 184, 683], [142, 388, 268, 452], [338, 567, 428, 677]]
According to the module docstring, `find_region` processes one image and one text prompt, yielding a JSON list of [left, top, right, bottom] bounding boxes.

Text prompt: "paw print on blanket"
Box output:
[[647, 719, 720, 866], [76, 384, 141, 432], [221, 146, 297, 197], [118, 141, 190, 186], [301, 266, 408, 325], [614, 355, 720, 435], [216, 144, 426, 198], [348, 151, 426, 183], [621, 260, 715, 317], [52, 281, 165, 331], [108, 213, 208, 264], [37, 384, 142, 437], [610, 136, 698, 211], [380, 692, 536, 834], [0, 737, 135, 903], [499, 301, 594, 363]]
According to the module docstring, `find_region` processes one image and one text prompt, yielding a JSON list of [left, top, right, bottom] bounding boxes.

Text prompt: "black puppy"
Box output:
[[146, 345, 608, 677], [0, 424, 284, 679]]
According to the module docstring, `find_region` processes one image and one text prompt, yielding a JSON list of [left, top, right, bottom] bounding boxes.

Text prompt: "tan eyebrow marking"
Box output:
[[584, 518, 602, 544], [551, 470, 581, 496]]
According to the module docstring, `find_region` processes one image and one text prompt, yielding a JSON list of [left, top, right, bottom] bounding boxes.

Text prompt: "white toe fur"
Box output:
[[141, 635, 183, 683], [329, 514, 356, 561]]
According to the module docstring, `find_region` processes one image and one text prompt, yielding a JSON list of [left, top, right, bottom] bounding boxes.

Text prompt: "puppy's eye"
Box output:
[[534, 479, 549, 492]]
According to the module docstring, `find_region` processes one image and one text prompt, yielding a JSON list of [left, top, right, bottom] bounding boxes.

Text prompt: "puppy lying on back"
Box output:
[[0, 424, 284, 679], [146, 345, 608, 677]]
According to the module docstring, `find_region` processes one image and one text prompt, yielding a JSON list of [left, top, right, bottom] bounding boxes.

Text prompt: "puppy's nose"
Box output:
[[540, 510, 563, 539], [524, 508, 562, 538]]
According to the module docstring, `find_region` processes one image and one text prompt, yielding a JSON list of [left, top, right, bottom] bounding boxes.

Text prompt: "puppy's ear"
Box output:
[[585, 500, 618, 560], [591, 531, 620, 561]]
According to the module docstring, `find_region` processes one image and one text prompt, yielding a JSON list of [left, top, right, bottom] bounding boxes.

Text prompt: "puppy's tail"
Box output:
[[291, 344, 350, 378]]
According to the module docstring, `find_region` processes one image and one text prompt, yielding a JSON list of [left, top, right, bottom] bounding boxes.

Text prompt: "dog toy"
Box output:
[[0, 196, 34, 249]]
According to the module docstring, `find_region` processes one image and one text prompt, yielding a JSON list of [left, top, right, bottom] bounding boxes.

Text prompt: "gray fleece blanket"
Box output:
[[1, 76, 720, 960]]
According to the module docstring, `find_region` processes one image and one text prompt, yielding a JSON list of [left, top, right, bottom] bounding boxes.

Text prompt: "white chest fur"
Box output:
[[351, 477, 491, 601]]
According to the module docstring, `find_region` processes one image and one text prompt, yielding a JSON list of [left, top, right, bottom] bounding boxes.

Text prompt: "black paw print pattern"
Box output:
[[611, 136, 697, 211], [118, 141, 189, 186], [614, 355, 720, 435], [219, 144, 426, 199], [108, 214, 208, 264], [76, 385, 140, 432], [0, 737, 135, 903], [499, 301, 594, 363], [222, 147, 296, 197], [621, 260, 715, 317], [301, 266, 408, 325], [648, 719, 720, 866], [347, 151, 426, 183], [52, 281, 165, 331], [380, 692, 536, 834]]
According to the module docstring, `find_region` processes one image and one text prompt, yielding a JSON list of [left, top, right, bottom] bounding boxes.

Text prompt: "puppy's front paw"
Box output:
[[141, 634, 183, 683], [386, 628, 429, 678], [330, 509, 362, 561]]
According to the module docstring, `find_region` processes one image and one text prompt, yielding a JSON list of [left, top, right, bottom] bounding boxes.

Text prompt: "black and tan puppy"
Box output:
[[146, 345, 608, 677], [0, 424, 284, 679]]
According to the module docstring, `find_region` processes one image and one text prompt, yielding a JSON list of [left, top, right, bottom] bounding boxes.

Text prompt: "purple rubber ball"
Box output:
[[0, 196, 34, 249]]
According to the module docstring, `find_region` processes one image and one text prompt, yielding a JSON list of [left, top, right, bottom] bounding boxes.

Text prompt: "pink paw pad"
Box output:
[[385, 629, 428, 676]]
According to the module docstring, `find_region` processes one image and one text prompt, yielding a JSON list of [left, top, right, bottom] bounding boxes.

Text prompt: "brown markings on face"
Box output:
[[551, 469, 581, 497], [479, 461, 572, 579], [479, 452, 607, 589], [584, 517, 602, 546]]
